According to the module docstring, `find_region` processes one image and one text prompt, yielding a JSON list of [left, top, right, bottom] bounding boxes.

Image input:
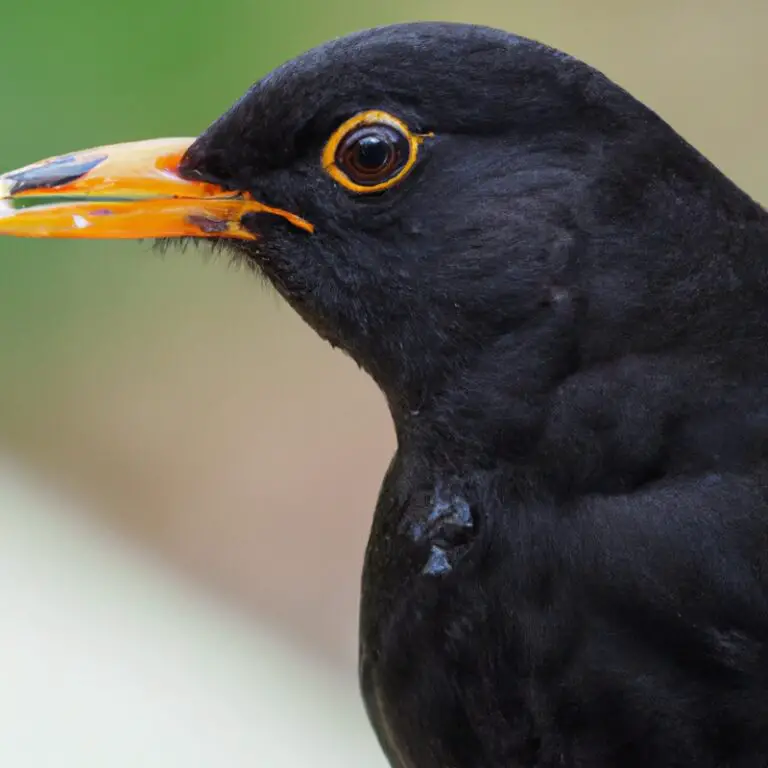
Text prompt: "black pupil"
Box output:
[[354, 135, 391, 172]]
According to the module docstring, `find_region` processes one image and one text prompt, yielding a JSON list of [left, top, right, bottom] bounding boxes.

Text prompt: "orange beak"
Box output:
[[0, 138, 313, 240]]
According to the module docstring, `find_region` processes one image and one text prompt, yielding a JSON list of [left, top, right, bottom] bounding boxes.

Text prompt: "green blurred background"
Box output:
[[0, 0, 766, 696]]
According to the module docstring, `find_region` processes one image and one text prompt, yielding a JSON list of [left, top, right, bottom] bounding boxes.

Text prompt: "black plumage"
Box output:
[[183, 22, 768, 768], [12, 21, 768, 767]]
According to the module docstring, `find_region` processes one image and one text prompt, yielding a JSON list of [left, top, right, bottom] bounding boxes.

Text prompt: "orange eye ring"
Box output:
[[322, 111, 431, 194]]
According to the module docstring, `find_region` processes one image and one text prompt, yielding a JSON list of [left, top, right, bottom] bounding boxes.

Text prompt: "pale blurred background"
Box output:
[[0, 1, 765, 765]]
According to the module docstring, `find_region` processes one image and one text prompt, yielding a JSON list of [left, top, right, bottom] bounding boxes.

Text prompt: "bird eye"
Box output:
[[336, 125, 408, 186], [322, 110, 430, 194]]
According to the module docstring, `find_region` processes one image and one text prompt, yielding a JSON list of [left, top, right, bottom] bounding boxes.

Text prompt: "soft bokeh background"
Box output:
[[0, 1, 766, 764]]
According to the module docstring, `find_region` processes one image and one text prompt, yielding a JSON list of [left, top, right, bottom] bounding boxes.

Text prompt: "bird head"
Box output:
[[2, 23, 765, 451]]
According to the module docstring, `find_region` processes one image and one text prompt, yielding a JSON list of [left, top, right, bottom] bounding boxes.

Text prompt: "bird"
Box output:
[[2, 20, 768, 768]]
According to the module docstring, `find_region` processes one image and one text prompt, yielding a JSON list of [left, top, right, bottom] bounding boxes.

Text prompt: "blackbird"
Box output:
[[2, 21, 768, 768]]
